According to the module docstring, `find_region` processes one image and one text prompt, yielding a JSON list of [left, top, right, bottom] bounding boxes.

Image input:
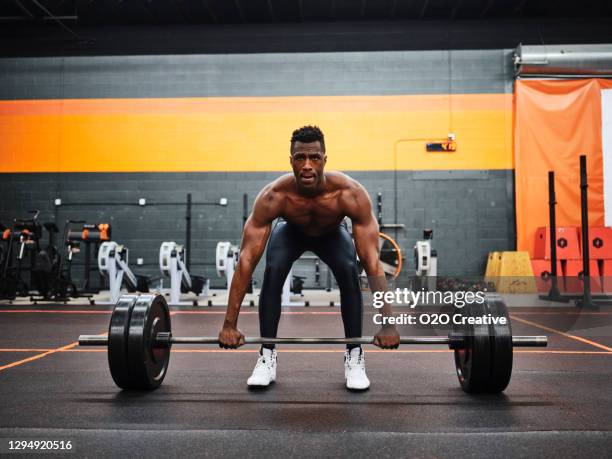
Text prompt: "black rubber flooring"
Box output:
[[0, 303, 611, 458]]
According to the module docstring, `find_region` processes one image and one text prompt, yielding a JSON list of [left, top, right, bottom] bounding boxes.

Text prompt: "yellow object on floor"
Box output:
[[484, 251, 502, 283], [485, 251, 537, 293]]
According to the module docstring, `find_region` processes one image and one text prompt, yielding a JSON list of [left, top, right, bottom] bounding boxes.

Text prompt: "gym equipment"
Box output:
[[79, 293, 547, 392], [375, 191, 405, 232], [452, 298, 513, 392], [31, 222, 60, 300], [32, 220, 113, 302], [0, 210, 43, 300], [357, 232, 403, 282], [215, 241, 238, 288], [539, 158, 612, 306], [291, 274, 305, 295], [534, 226, 580, 260], [65, 221, 111, 294], [576, 155, 607, 308], [215, 240, 301, 306], [98, 241, 138, 304], [241, 193, 254, 295], [0, 223, 5, 284], [588, 227, 612, 258], [280, 267, 304, 306], [97, 241, 153, 304], [379, 232, 403, 279], [372, 192, 405, 282], [159, 241, 208, 306], [538, 171, 568, 302], [414, 229, 437, 290]]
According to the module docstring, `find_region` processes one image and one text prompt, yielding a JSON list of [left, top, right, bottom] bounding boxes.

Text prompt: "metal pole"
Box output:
[[171, 336, 451, 345], [242, 193, 253, 294], [185, 193, 192, 272], [78, 335, 548, 347], [83, 239, 91, 291], [243, 193, 248, 228], [577, 155, 597, 309], [540, 171, 568, 302]]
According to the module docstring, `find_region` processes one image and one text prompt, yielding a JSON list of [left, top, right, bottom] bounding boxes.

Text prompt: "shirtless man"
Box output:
[[218, 125, 400, 390]]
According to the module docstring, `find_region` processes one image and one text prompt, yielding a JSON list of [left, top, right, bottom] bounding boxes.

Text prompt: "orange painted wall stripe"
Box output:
[[0, 94, 513, 173]]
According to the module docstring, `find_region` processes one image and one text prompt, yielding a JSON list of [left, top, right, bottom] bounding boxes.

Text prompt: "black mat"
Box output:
[[1, 305, 611, 457]]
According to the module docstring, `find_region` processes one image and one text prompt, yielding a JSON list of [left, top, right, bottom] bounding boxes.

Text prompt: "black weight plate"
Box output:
[[108, 295, 139, 389], [127, 294, 171, 390], [485, 298, 513, 393], [454, 301, 492, 393]]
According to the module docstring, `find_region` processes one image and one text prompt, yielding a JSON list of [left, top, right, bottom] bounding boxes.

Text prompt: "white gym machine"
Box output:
[[414, 229, 437, 291], [159, 241, 208, 306], [215, 241, 302, 306], [215, 241, 239, 289], [97, 241, 139, 304], [281, 269, 304, 306]]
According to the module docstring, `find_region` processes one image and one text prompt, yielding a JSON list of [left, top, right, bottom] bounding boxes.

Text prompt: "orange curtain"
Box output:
[[515, 79, 612, 255]]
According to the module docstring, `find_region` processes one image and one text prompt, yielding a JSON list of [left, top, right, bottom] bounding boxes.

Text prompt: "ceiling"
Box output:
[[2, 0, 611, 26]]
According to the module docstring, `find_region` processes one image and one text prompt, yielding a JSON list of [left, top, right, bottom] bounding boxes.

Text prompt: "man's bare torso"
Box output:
[[264, 171, 357, 237]]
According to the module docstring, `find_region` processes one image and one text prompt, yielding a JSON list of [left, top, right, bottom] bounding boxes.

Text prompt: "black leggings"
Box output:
[[259, 220, 363, 350]]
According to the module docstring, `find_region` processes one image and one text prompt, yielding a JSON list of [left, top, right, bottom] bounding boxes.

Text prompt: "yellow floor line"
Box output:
[[0, 341, 79, 372], [0, 329, 108, 372], [511, 315, 612, 352], [0, 349, 58, 352]]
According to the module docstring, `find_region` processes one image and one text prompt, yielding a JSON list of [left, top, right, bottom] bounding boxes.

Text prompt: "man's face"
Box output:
[[290, 140, 327, 189]]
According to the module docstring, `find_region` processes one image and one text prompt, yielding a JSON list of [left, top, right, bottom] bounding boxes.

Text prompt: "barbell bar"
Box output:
[[78, 334, 547, 347]]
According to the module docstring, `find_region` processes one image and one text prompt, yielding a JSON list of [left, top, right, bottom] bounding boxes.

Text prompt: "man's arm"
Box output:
[[218, 185, 282, 348], [342, 180, 400, 349]]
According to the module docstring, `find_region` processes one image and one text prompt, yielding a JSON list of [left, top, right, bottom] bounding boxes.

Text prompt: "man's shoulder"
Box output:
[[257, 174, 294, 203], [263, 174, 294, 194], [326, 171, 362, 192], [252, 175, 293, 220], [325, 171, 364, 197]]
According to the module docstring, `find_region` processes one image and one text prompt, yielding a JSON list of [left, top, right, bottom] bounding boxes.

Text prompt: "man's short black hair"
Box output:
[[290, 125, 325, 153]]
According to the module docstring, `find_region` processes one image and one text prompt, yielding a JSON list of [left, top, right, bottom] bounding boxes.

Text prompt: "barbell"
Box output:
[[78, 293, 547, 393]]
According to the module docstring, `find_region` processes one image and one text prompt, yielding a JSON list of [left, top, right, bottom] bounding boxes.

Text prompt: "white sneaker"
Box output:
[[247, 348, 277, 387], [344, 347, 370, 391]]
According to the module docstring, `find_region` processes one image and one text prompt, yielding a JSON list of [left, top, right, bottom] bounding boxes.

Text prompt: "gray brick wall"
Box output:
[[0, 170, 514, 288], [0, 49, 512, 100]]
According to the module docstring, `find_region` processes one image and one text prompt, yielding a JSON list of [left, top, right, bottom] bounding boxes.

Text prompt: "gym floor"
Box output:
[[1, 296, 611, 457]]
